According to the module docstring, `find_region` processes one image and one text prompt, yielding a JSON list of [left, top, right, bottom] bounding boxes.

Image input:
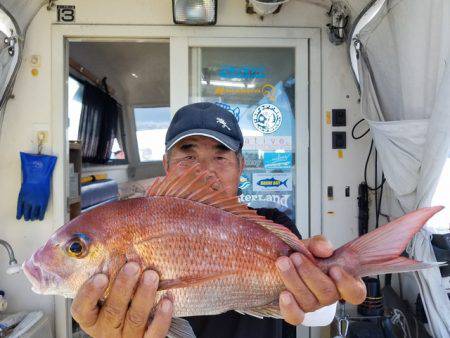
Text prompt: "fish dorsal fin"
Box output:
[[146, 164, 310, 256]]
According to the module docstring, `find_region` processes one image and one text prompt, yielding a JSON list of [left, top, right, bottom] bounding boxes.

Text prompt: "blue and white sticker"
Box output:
[[243, 152, 263, 168], [252, 173, 292, 192], [263, 152, 292, 170], [252, 104, 282, 134], [219, 65, 266, 79], [214, 102, 241, 122], [238, 175, 251, 190]]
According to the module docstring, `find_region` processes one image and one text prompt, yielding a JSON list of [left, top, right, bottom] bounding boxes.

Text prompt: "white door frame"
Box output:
[[51, 24, 321, 338]]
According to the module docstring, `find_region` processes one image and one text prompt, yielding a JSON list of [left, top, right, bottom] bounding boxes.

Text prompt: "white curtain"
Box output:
[[356, 0, 450, 336], [0, 0, 45, 33], [0, 0, 45, 136]]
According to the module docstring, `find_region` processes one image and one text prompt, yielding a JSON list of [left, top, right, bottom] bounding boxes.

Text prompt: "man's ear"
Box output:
[[239, 156, 245, 176], [162, 154, 169, 174]]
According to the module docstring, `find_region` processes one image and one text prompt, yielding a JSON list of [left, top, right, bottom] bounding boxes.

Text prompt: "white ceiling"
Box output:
[[69, 41, 170, 106]]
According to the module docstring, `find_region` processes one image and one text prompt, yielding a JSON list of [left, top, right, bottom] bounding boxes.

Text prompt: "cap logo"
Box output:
[[216, 117, 231, 131]]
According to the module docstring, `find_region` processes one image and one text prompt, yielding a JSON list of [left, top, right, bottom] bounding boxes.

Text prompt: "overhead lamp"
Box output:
[[172, 0, 217, 25], [248, 0, 290, 16]]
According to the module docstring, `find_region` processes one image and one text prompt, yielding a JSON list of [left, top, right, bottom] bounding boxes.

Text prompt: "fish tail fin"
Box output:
[[337, 206, 444, 277], [282, 179, 288, 187], [355, 257, 444, 277]]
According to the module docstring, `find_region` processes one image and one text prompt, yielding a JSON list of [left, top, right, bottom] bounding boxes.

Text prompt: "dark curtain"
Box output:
[[78, 81, 119, 164]]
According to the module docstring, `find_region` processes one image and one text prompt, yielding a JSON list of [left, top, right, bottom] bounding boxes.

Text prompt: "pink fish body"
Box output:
[[23, 166, 443, 320]]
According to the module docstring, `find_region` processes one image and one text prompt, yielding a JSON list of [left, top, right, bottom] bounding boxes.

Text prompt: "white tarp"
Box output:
[[355, 0, 450, 336], [0, 0, 45, 136]]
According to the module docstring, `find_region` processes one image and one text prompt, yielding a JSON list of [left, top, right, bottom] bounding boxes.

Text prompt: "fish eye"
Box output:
[[66, 238, 87, 258]]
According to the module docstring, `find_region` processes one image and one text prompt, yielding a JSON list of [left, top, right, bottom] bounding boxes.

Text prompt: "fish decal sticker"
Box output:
[[253, 173, 292, 192]]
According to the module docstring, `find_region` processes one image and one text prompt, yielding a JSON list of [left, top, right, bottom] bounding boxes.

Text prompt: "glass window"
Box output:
[[110, 138, 126, 161], [134, 107, 171, 162], [68, 77, 84, 141], [189, 47, 297, 222], [428, 151, 450, 234]]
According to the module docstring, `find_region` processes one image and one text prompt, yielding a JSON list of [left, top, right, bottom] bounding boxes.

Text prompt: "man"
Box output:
[[71, 103, 366, 338]]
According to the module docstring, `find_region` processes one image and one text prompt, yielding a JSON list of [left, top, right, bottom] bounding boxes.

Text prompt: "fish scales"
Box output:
[[132, 197, 290, 317]]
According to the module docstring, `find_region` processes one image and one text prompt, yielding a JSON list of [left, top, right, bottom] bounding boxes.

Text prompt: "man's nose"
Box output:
[[198, 158, 212, 171], [197, 158, 220, 189], [198, 158, 217, 176]]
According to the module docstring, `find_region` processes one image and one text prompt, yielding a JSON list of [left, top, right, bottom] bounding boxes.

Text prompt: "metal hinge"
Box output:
[[3, 31, 17, 56]]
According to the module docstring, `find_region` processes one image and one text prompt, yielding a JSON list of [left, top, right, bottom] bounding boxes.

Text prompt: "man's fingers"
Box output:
[[276, 257, 319, 312], [122, 270, 160, 337], [98, 262, 141, 329], [71, 274, 108, 329], [304, 235, 334, 258], [292, 253, 339, 306], [279, 291, 305, 326], [329, 266, 367, 305], [144, 298, 174, 338]]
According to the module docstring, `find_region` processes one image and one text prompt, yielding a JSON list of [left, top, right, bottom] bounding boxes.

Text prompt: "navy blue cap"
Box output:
[[165, 102, 244, 152]]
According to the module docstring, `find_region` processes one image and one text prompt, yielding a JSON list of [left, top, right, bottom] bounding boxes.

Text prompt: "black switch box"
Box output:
[[327, 186, 334, 199], [332, 131, 347, 149], [332, 109, 347, 126]]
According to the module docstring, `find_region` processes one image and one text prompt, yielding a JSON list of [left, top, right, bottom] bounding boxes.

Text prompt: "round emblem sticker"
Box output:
[[252, 104, 282, 134]]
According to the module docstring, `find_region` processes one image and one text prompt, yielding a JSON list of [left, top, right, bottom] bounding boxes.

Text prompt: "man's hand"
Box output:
[[71, 262, 173, 338], [276, 236, 366, 325]]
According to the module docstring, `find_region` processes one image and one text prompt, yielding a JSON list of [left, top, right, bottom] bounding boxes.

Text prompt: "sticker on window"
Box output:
[[252, 173, 292, 192], [252, 104, 282, 134], [263, 152, 292, 170]]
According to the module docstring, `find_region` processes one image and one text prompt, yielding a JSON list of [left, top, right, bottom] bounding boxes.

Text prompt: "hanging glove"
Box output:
[[16, 152, 57, 221]]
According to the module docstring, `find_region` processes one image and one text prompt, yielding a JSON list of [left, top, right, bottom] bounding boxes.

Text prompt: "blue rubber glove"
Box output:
[[16, 152, 57, 221]]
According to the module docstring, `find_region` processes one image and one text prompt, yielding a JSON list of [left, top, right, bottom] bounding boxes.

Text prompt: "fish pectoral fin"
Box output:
[[236, 302, 282, 319], [159, 271, 234, 291], [167, 317, 196, 338]]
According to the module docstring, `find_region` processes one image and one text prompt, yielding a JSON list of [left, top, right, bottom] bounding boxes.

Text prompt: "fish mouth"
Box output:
[[22, 257, 56, 295], [23, 256, 74, 297], [23, 258, 45, 293]]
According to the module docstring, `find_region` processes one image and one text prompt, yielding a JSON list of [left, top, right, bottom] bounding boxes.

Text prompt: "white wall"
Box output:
[[0, 0, 373, 335]]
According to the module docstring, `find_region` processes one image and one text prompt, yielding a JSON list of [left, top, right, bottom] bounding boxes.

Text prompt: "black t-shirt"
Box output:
[[186, 208, 301, 338]]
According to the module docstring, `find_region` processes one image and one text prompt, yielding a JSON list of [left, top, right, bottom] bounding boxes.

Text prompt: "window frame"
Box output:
[[132, 103, 171, 164], [67, 74, 84, 142]]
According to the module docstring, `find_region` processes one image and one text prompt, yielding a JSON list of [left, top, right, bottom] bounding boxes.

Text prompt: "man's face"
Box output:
[[163, 136, 245, 197]]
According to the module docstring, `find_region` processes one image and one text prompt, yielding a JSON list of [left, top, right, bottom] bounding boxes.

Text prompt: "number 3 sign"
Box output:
[[57, 5, 75, 22]]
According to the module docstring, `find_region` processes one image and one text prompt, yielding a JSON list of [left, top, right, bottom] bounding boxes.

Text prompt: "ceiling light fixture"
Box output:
[[247, 0, 290, 17], [131, 73, 139, 78], [172, 0, 217, 25]]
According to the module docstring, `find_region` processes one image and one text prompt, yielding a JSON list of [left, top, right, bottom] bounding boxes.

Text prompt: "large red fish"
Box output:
[[23, 165, 442, 335]]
